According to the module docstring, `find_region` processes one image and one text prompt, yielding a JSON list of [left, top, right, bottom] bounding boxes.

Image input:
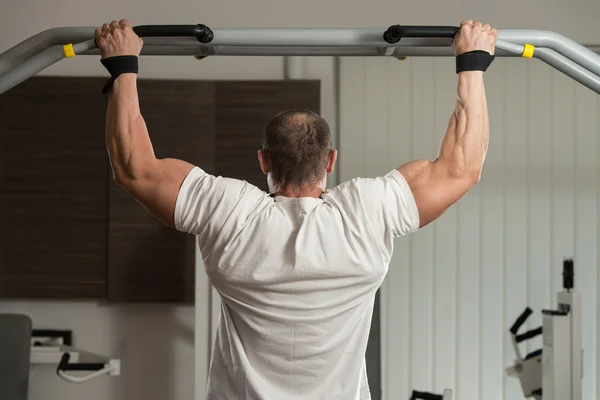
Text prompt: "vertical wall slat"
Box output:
[[383, 58, 414, 400], [550, 70, 575, 293], [480, 58, 507, 400], [378, 63, 390, 399], [526, 61, 552, 355], [456, 137, 482, 397], [409, 57, 436, 392], [364, 58, 391, 178], [574, 83, 598, 399], [597, 88, 600, 400], [364, 58, 391, 399], [432, 58, 458, 394], [339, 57, 366, 182], [503, 58, 530, 400]]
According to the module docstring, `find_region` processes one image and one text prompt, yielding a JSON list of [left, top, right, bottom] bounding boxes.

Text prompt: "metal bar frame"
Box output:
[[1, 26, 600, 95]]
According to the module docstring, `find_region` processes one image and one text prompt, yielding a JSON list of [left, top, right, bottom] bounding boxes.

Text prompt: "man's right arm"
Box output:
[[398, 20, 496, 228]]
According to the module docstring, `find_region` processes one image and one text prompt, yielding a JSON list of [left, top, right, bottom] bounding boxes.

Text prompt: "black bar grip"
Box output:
[[410, 391, 444, 400], [542, 309, 569, 316], [383, 25, 459, 43], [563, 258, 574, 290], [510, 307, 533, 335], [516, 326, 543, 343], [56, 353, 104, 374], [133, 24, 214, 43]]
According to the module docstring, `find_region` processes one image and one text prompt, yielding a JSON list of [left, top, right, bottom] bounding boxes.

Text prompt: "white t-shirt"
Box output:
[[174, 167, 420, 400]]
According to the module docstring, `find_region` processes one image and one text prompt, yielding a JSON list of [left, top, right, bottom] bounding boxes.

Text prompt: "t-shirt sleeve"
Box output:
[[335, 169, 420, 238], [174, 167, 267, 243]]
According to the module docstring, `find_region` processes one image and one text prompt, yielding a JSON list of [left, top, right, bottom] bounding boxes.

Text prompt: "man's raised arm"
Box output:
[[398, 20, 497, 228], [97, 20, 195, 227]]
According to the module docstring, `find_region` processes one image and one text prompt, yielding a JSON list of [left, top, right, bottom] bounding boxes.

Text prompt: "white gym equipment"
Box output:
[[31, 330, 120, 384], [507, 259, 582, 400]]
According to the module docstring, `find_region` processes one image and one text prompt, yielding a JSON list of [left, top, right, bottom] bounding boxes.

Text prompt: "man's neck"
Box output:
[[273, 185, 324, 199]]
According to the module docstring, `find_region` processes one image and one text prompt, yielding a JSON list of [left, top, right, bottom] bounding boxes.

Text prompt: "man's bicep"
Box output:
[[397, 159, 474, 228]]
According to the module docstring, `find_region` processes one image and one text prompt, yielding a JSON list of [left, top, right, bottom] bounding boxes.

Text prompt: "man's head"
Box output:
[[258, 110, 337, 195]]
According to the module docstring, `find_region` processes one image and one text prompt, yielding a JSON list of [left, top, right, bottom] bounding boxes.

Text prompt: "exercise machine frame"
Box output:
[[0, 24, 600, 94], [507, 259, 582, 400]]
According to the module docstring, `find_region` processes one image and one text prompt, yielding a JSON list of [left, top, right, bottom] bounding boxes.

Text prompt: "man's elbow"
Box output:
[[460, 168, 482, 190], [112, 158, 159, 186], [111, 163, 132, 186], [112, 166, 147, 192], [445, 161, 481, 188], [112, 170, 136, 194], [112, 169, 128, 187]]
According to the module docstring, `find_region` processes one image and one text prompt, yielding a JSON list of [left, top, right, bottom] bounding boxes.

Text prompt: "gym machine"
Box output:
[[506, 259, 582, 399], [1, 315, 120, 400], [410, 389, 453, 400], [1, 24, 600, 94], [31, 329, 120, 383]]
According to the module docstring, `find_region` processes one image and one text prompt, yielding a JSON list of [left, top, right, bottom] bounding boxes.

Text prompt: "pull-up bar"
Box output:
[[1, 24, 600, 95]]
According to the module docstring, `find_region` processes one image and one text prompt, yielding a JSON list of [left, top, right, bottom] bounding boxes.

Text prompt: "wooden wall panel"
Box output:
[[0, 77, 108, 299], [107, 80, 215, 303], [215, 80, 321, 190]]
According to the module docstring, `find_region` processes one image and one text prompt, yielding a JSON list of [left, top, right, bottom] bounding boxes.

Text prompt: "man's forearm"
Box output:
[[106, 74, 156, 183], [436, 71, 488, 181]]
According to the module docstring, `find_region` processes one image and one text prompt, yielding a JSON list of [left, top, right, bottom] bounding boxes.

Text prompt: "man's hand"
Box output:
[[452, 20, 498, 56], [95, 19, 143, 59]]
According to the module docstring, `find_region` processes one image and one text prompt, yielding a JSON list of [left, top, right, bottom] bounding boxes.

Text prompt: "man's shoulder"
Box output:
[[325, 170, 405, 197]]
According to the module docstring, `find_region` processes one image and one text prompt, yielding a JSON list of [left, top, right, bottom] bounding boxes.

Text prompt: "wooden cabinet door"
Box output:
[[0, 77, 108, 299], [107, 80, 215, 303], [215, 81, 321, 190]]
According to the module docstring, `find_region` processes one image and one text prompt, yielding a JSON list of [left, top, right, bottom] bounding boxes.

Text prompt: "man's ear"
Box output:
[[258, 149, 270, 175], [326, 149, 337, 174]]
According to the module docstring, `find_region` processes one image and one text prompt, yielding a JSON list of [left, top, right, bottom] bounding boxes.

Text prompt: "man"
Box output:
[[95, 20, 496, 400]]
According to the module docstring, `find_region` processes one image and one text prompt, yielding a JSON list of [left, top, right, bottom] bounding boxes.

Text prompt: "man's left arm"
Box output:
[[97, 20, 196, 228], [106, 72, 194, 228], [98, 20, 265, 235]]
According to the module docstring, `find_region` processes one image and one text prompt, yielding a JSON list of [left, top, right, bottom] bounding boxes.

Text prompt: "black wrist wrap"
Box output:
[[456, 50, 495, 74], [100, 56, 139, 94]]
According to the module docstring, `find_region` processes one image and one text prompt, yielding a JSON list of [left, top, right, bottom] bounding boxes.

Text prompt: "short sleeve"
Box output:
[[331, 169, 420, 238], [375, 169, 420, 236], [174, 167, 268, 245]]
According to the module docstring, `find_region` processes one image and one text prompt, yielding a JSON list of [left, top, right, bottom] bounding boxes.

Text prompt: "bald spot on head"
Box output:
[[262, 109, 332, 187]]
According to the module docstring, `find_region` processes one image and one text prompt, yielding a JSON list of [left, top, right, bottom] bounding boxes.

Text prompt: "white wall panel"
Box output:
[[380, 59, 414, 398], [409, 58, 436, 392], [432, 58, 459, 394], [480, 57, 507, 400], [527, 60, 552, 359], [340, 56, 600, 400], [574, 83, 598, 399], [503, 58, 530, 400]]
